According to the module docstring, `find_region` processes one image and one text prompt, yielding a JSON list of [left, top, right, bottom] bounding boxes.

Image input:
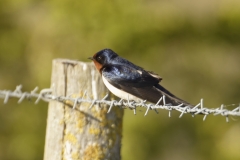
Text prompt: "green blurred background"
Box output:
[[1, 0, 240, 159]]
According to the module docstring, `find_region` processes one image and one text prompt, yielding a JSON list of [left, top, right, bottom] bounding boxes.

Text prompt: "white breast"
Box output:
[[102, 75, 142, 102]]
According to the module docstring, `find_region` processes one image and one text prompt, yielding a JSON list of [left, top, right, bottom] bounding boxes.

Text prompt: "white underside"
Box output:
[[102, 75, 142, 102]]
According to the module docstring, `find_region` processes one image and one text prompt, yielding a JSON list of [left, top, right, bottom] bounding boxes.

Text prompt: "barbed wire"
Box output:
[[0, 85, 240, 122]]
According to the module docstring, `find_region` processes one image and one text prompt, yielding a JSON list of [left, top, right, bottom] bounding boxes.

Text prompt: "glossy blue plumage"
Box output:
[[91, 48, 192, 107]]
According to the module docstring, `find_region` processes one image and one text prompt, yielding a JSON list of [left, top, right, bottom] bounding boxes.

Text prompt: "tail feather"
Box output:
[[154, 84, 193, 107]]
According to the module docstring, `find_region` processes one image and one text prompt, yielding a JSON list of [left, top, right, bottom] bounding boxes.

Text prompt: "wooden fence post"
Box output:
[[44, 59, 123, 160]]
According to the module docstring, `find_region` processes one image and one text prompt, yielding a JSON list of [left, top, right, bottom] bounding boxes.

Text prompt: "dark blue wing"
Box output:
[[111, 56, 162, 81], [102, 65, 159, 88]]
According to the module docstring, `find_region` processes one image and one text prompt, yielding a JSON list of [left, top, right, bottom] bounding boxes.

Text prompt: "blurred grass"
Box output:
[[0, 0, 240, 160]]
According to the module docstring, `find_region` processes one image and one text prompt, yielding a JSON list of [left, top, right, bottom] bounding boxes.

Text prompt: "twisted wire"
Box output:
[[0, 85, 239, 122]]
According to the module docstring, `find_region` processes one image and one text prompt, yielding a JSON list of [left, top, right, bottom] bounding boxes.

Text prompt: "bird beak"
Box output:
[[88, 57, 94, 60]]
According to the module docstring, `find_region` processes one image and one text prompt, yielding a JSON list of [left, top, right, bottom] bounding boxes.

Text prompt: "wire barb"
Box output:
[[89, 100, 96, 109], [107, 101, 115, 113], [144, 106, 151, 116]]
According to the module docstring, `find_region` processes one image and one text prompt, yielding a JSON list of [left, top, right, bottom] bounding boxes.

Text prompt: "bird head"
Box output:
[[89, 49, 118, 72]]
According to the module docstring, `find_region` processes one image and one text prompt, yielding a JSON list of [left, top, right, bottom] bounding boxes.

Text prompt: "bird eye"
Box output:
[[97, 56, 101, 61]]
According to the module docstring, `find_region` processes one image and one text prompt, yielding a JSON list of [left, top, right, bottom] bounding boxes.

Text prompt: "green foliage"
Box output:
[[0, 0, 240, 159]]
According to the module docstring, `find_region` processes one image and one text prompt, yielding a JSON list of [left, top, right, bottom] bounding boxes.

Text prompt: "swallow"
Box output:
[[89, 49, 193, 107]]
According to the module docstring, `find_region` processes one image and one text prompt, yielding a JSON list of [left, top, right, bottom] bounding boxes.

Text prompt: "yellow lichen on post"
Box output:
[[83, 143, 104, 160], [88, 127, 101, 135]]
